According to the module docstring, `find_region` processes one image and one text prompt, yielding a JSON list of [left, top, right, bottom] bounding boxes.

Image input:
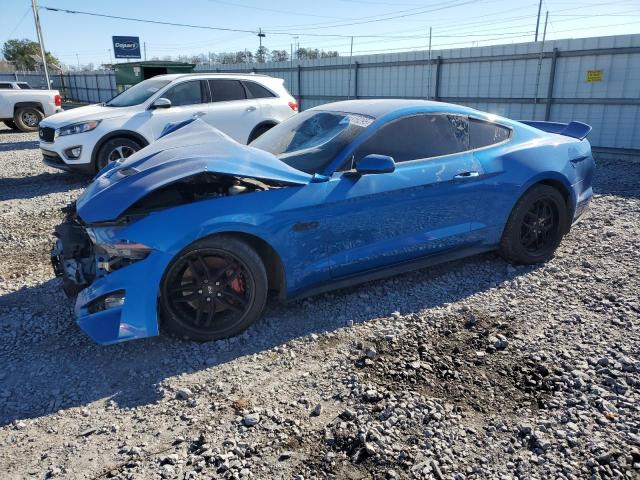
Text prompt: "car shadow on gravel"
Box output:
[[0, 172, 86, 201], [0, 140, 39, 152], [0, 253, 538, 427]]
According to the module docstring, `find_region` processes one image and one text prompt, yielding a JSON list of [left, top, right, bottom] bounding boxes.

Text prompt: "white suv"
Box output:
[[38, 73, 298, 174]]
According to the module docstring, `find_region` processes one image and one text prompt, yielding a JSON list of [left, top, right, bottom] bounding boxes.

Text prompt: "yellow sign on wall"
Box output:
[[586, 69, 603, 83]]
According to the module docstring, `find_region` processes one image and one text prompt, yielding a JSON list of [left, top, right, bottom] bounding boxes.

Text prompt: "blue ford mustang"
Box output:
[[51, 100, 594, 345]]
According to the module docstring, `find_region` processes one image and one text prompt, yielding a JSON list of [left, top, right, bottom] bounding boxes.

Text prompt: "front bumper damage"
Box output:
[[51, 204, 170, 345]]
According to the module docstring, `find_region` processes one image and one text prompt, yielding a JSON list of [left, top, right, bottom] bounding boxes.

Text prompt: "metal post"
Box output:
[[31, 0, 50, 88], [76, 53, 80, 70], [347, 36, 354, 100], [535, 0, 542, 42], [427, 27, 432, 100], [545, 47, 558, 121], [297, 64, 302, 110], [434, 55, 442, 101], [354, 61, 359, 99], [143, 42, 147, 61]]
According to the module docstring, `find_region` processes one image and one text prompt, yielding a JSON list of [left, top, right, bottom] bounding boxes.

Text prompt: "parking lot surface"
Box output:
[[0, 125, 639, 479]]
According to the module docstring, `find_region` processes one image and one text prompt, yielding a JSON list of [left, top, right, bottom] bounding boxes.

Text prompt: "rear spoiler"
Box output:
[[519, 120, 592, 140]]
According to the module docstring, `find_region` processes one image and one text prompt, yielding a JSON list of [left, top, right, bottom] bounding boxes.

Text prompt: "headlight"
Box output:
[[57, 120, 101, 137], [100, 242, 151, 260]]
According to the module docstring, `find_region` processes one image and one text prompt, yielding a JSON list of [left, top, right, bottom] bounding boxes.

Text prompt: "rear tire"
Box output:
[[95, 137, 141, 173], [247, 123, 274, 143], [499, 184, 568, 265], [2, 120, 19, 130], [160, 236, 268, 342], [13, 107, 43, 132]]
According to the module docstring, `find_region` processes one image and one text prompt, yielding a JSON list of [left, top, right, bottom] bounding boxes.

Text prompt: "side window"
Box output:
[[18, 83, 31, 89], [469, 118, 510, 149], [244, 81, 276, 99], [353, 114, 469, 164], [209, 79, 246, 102], [162, 81, 206, 107], [0, 83, 12, 89]]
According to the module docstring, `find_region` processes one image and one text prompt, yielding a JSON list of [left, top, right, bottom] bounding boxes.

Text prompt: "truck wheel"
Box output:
[[2, 120, 19, 130], [95, 137, 141, 173], [14, 107, 44, 132]]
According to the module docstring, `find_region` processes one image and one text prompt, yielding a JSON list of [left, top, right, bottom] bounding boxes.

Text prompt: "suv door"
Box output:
[[149, 80, 209, 139], [205, 79, 262, 144], [323, 113, 485, 278]]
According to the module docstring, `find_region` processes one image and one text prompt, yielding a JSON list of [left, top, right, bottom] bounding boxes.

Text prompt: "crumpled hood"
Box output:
[[76, 120, 312, 223]]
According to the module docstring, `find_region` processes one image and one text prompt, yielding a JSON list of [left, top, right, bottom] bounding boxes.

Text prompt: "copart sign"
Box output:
[[112, 36, 141, 59]]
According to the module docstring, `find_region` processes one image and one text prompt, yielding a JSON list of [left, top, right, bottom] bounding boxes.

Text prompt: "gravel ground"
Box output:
[[0, 125, 639, 480]]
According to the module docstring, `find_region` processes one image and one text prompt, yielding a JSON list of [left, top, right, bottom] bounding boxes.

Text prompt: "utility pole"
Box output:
[[534, 0, 542, 41], [534, 11, 549, 105], [31, 0, 50, 88], [143, 42, 147, 61], [257, 28, 266, 62], [427, 27, 432, 100]]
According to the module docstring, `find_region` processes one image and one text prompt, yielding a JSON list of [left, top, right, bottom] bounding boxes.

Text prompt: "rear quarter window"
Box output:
[[244, 81, 276, 99], [469, 118, 510, 149], [0, 83, 12, 89]]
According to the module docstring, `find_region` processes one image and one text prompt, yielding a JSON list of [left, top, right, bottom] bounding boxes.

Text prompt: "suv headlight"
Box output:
[[58, 120, 101, 137]]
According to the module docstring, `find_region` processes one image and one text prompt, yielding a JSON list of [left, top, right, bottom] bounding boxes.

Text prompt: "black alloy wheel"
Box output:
[[499, 184, 568, 264], [160, 236, 268, 341], [520, 198, 559, 253]]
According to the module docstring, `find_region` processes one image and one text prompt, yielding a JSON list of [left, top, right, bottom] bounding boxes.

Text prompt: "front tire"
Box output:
[[160, 236, 268, 342], [14, 107, 44, 132], [95, 137, 141, 173], [499, 184, 568, 265]]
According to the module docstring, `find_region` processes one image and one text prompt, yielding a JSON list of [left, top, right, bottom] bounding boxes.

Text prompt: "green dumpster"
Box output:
[[113, 61, 195, 93]]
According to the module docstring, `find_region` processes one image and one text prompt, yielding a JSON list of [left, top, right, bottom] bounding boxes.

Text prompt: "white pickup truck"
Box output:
[[0, 88, 62, 132]]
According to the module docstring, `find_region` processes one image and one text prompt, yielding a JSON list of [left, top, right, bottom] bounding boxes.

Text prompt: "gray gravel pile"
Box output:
[[0, 126, 638, 479]]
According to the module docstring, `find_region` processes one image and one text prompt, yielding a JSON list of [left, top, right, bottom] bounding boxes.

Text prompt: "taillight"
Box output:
[[54, 94, 61, 107], [288, 101, 298, 111]]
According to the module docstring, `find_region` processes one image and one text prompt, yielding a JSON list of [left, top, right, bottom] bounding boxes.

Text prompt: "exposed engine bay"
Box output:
[[123, 172, 273, 215]]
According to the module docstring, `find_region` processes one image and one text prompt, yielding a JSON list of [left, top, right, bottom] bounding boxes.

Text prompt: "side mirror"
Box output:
[[151, 97, 171, 109], [355, 154, 395, 175]]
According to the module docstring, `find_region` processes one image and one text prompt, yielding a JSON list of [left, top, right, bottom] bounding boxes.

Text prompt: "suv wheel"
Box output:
[[95, 137, 141, 172], [14, 107, 44, 132], [248, 123, 274, 143]]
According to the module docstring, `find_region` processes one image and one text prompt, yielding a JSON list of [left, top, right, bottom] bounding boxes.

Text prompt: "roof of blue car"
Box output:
[[310, 99, 478, 118]]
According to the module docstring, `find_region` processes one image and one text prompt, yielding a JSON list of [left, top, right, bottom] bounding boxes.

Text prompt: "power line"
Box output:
[[41, 6, 259, 34]]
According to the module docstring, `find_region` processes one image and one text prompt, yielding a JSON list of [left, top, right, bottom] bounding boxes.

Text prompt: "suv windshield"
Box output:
[[250, 110, 374, 174], [106, 78, 171, 107]]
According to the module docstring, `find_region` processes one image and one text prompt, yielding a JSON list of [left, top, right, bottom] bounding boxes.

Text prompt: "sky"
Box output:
[[1, 0, 639, 68]]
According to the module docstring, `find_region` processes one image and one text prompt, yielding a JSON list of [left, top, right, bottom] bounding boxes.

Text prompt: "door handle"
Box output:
[[192, 111, 206, 118], [453, 171, 480, 179], [246, 106, 257, 112]]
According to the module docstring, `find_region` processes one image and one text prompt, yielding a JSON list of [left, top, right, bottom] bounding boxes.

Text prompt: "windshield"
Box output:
[[250, 110, 374, 174], [106, 78, 171, 107]]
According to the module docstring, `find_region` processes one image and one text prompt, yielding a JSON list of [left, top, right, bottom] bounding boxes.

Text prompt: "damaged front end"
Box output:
[[51, 203, 95, 297]]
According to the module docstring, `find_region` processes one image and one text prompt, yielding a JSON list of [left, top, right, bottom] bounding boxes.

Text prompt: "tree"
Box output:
[[255, 46, 269, 63], [2, 38, 60, 70], [270, 49, 289, 63]]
